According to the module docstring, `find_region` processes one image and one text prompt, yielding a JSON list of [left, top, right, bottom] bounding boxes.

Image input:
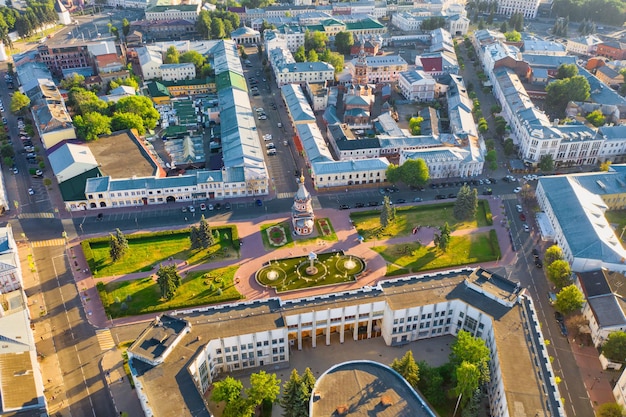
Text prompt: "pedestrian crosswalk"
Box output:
[[276, 192, 292, 199], [18, 212, 54, 219], [31, 239, 66, 248], [96, 329, 116, 351]]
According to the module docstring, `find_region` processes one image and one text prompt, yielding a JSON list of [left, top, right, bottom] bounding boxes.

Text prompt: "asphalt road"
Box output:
[[33, 243, 115, 417]]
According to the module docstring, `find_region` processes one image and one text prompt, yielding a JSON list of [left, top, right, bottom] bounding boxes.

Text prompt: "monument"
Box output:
[[291, 175, 315, 235]]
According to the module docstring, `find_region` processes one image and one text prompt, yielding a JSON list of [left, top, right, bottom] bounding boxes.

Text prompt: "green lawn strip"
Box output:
[[374, 231, 500, 275], [260, 221, 294, 250], [82, 227, 238, 277], [295, 218, 338, 246], [350, 201, 490, 240], [97, 266, 242, 318], [604, 210, 626, 242], [256, 252, 364, 292]]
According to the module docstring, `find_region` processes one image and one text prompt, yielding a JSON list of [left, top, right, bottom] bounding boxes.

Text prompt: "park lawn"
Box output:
[[260, 221, 294, 250], [295, 218, 338, 246], [604, 210, 626, 242], [351, 200, 491, 240], [374, 230, 500, 275], [83, 227, 238, 277], [97, 266, 243, 318]]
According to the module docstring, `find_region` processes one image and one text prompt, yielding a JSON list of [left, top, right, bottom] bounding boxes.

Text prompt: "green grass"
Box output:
[[97, 266, 243, 318], [351, 200, 491, 240], [295, 218, 338, 245], [374, 230, 500, 275], [260, 221, 294, 250], [604, 210, 626, 242], [83, 227, 238, 277], [255, 252, 365, 292]]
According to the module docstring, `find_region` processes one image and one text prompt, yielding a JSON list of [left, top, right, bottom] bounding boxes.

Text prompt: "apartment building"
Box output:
[[145, 3, 201, 21], [36, 44, 94, 79], [398, 69, 437, 101], [496, 0, 541, 19], [161, 62, 196, 81]]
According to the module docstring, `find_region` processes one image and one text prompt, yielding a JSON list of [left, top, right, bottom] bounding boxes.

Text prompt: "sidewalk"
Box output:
[[100, 348, 144, 417], [72, 197, 516, 327]]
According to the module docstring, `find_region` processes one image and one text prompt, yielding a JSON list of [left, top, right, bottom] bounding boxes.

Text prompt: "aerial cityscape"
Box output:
[[0, 0, 625, 415]]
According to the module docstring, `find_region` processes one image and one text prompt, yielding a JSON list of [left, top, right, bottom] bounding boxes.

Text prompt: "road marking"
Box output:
[[31, 238, 65, 248], [18, 212, 54, 219], [500, 194, 518, 200], [95, 329, 116, 351], [276, 192, 292, 199]]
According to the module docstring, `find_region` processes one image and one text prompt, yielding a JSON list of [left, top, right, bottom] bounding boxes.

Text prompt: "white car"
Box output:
[[188, 205, 196, 213], [523, 224, 530, 232], [513, 187, 522, 193], [516, 204, 523, 213], [208, 204, 214, 211], [263, 134, 273, 141], [255, 108, 264, 113], [28, 188, 35, 195]]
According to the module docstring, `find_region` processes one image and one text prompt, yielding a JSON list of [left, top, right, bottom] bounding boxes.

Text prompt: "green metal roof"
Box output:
[[147, 81, 170, 98], [161, 77, 215, 88], [215, 71, 248, 92], [345, 19, 385, 31], [59, 167, 101, 202]]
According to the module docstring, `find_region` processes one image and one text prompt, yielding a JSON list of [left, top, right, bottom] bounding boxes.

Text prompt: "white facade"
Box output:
[[566, 35, 603, 56], [138, 47, 163, 80], [391, 11, 428, 32], [145, 4, 201, 21], [161, 63, 196, 81], [269, 47, 335, 87], [398, 69, 436, 101], [497, 0, 541, 19], [106, 0, 150, 8], [0, 226, 23, 293]]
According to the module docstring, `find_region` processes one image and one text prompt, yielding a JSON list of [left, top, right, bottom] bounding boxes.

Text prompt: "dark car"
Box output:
[[435, 194, 446, 200], [482, 189, 492, 195], [558, 321, 568, 337], [532, 248, 540, 259], [554, 311, 564, 323], [368, 201, 379, 207], [395, 198, 406, 204], [224, 202, 232, 210], [447, 193, 456, 199], [215, 203, 222, 210], [255, 199, 263, 206], [520, 213, 526, 221], [339, 204, 350, 210], [355, 202, 365, 208], [489, 178, 497, 184], [534, 258, 543, 268]]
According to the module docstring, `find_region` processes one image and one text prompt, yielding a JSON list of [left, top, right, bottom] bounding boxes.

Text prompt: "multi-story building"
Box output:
[[597, 40, 626, 61], [130, 19, 197, 41], [535, 167, 626, 273], [268, 47, 335, 87], [145, 3, 201, 21], [398, 69, 437, 101], [161, 62, 196, 81], [391, 11, 429, 32], [137, 46, 163, 80], [128, 268, 564, 417], [230, 26, 261, 45], [31, 80, 76, 149], [348, 55, 408, 84], [496, 0, 541, 19], [106, 0, 150, 8], [36, 44, 94, 79], [566, 34, 603, 56], [0, 226, 23, 293], [265, 25, 306, 52]]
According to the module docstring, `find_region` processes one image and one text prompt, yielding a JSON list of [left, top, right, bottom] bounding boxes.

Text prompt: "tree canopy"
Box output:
[[115, 96, 160, 130], [504, 30, 521, 42], [450, 330, 490, 384], [280, 368, 316, 417], [334, 31, 354, 55], [190, 216, 215, 249], [544, 245, 564, 266], [390, 350, 419, 388], [380, 196, 395, 229], [539, 154, 554, 172], [164, 46, 179, 64], [597, 403, 625, 417], [212, 376, 243, 404], [10, 91, 30, 114], [74, 112, 112, 141], [111, 112, 146, 135], [545, 75, 590, 118], [552, 0, 625, 26], [109, 228, 128, 262], [586, 110, 606, 127], [246, 370, 281, 405], [409, 116, 424, 135], [555, 285, 584, 314], [156, 264, 182, 300], [387, 159, 430, 187], [453, 184, 478, 221], [556, 64, 578, 80], [602, 331, 626, 363], [546, 259, 572, 289]]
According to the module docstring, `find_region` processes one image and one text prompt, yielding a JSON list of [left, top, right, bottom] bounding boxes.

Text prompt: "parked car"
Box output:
[[200, 203, 206, 211], [523, 224, 530, 232], [188, 205, 195, 213], [558, 321, 568, 337], [339, 204, 350, 210], [554, 311, 564, 323], [516, 204, 523, 213], [355, 202, 365, 208], [413, 197, 423, 202], [395, 199, 406, 204], [534, 258, 543, 268], [435, 194, 446, 200], [532, 248, 539, 259], [513, 187, 522, 193], [215, 203, 222, 210], [519, 213, 526, 221], [208, 204, 214, 211], [368, 201, 379, 207], [28, 188, 35, 195], [447, 193, 456, 199]]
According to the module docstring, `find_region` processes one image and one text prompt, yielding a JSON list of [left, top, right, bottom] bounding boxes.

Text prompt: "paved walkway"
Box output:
[[70, 196, 515, 329], [64, 196, 616, 414]]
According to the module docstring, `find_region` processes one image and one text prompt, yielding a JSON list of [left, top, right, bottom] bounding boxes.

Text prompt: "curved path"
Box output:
[[70, 196, 515, 328]]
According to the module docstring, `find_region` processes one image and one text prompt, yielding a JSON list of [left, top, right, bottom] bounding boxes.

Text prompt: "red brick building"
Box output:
[[597, 40, 626, 60]]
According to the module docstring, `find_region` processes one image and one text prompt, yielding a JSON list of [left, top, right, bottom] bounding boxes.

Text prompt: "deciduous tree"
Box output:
[[555, 285, 584, 314], [10, 91, 30, 114], [546, 259, 572, 289], [397, 159, 430, 187], [602, 331, 626, 363], [539, 154, 554, 172], [111, 112, 146, 135], [450, 330, 490, 384], [115, 96, 160, 130], [334, 31, 354, 55], [164, 46, 179, 64], [212, 376, 243, 404], [597, 402, 624, 417], [74, 112, 112, 141], [294, 46, 306, 62], [247, 370, 281, 405]]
